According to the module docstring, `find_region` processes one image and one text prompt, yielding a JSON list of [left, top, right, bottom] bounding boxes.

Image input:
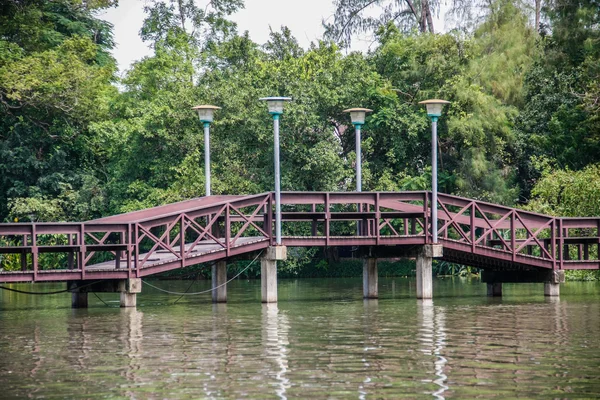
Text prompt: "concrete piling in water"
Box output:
[[416, 244, 443, 299], [363, 257, 378, 299], [545, 270, 564, 297], [68, 279, 142, 308], [481, 270, 565, 297], [487, 282, 503, 297], [544, 282, 560, 296], [71, 292, 88, 308], [212, 260, 228, 303], [118, 278, 141, 308], [261, 246, 286, 303]]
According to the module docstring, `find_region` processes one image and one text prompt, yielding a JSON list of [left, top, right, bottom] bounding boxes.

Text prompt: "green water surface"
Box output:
[[1, 278, 599, 399]]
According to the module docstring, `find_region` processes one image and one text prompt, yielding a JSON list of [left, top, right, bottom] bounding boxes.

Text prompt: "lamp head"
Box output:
[[259, 97, 292, 115], [342, 107, 373, 126], [418, 99, 450, 119], [192, 105, 221, 123]]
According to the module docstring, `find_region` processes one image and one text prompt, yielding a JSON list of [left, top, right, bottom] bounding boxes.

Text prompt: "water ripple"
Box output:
[[1, 279, 600, 398]]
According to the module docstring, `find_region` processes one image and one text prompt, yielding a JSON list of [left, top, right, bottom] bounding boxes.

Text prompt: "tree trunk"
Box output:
[[535, 0, 541, 32], [177, 0, 186, 31], [176, 0, 193, 85], [422, 0, 435, 33], [404, 0, 427, 33]]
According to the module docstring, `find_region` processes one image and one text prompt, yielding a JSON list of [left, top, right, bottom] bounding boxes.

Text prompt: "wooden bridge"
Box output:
[[1, 191, 598, 306]]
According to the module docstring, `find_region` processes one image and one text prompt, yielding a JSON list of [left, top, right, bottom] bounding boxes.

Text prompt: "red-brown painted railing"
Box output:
[[0, 191, 598, 282]]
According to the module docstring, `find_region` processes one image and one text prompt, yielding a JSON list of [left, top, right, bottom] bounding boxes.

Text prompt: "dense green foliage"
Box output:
[[1, 0, 599, 279]]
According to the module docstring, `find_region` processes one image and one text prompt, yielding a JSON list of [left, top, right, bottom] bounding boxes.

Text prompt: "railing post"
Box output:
[[311, 203, 317, 236], [115, 231, 122, 269], [325, 193, 330, 247], [134, 223, 140, 278], [551, 219, 557, 270], [559, 219, 564, 269], [67, 233, 74, 270], [79, 223, 85, 280], [180, 214, 186, 269], [424, 192, 430, 243], [375, 193, 380, 245], [267, 194, 274, 245], [597, 220, 600, 268], [21, 234, 28, 271], [127, 223, 132, 279], [511, 211, 516, 262], [471, 202, 476, 253], [31, 224, 38, 281], [225, 204, 231, 257]]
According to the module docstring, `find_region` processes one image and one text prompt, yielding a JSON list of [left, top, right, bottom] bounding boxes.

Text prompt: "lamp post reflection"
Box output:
[[417, 299, 448, 399], [359, 298, 381, 400], [262, 303, 290, 400]]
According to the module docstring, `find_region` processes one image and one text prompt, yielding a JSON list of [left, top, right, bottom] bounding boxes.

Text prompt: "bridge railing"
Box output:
[[0, 222, 132, 280], [279, 191, 429, 246], [125, 193, 273, 275], [0, 193, 275, 278], [1, 191, 598, 281], [435, 193, 600, 269]]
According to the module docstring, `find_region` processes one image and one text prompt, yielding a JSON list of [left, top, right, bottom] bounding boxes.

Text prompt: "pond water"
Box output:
[[1, 277, 599, 399]]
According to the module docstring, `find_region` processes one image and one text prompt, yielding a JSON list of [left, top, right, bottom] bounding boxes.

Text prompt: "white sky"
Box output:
[[99, 0, 445, 72]]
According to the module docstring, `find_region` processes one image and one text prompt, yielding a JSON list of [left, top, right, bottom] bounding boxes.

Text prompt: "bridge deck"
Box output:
[[0, 191, 598, 283]]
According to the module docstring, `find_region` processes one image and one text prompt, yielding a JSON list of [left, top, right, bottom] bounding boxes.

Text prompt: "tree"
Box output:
[[527, 162, 600, 217], [324, 0, 439, 48], [140, 0, 243, 52], [0, 0, 116, 64], [515, 0, 600, 199], [368, 2, 535, 205], [0, 0, 117, 221], [444, 1, 536, 204]]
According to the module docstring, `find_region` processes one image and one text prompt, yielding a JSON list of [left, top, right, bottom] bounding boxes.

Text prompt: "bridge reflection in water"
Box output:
[[1, 279, 597, 398]]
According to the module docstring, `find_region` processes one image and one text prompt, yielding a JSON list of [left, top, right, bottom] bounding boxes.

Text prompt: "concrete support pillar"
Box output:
[[261, 246, 286, 303], [544, 270, 564, 297], [119, 278, 142, 308], [416, 244, 443, 299], [212, 260, 227, 303], [487, 282, 502, 297], [544, 282, 560, 297], [120, 292, 136, 307], [416, 253, 432, 300], [363, 258, 378, 298], [482, 270, 564, 298], [71, 292, 88, 308]]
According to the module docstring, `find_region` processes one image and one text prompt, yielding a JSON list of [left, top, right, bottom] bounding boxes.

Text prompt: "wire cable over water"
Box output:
[[172, 260, 218, 304], [93, 291, 112, 307], [142, 250, 263, 296], [0, 280, 103, 295]]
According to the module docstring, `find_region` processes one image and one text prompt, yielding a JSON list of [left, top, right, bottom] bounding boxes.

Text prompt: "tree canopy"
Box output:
[[1, 0, 598, 228]]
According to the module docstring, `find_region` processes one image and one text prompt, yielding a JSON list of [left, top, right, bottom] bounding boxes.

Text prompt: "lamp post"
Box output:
[[343, 108, 372, 236], [192, 105, 221, 196], [343, 108, 373, 193], [418, 99, 450, 243], [260, 97, 292, 245]]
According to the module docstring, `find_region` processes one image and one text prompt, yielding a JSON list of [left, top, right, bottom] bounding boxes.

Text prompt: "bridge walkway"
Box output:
[[0, 191, 597, 303]]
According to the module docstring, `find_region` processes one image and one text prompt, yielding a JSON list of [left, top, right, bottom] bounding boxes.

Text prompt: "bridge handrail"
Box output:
[[1, 191, 598, 283]]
